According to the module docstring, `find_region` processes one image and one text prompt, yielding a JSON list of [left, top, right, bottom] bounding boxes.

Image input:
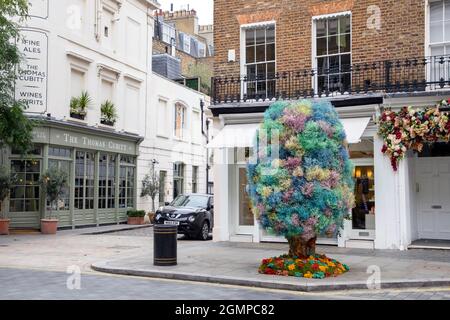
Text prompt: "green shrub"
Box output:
[[127, 210, 146, 218]]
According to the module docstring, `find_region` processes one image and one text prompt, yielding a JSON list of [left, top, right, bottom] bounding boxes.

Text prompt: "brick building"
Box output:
[[153, 9, 214, 95], [208, 0, 450, 250]]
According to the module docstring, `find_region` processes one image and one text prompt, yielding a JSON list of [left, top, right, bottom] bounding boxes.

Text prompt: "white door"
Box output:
[[236, 166, 255, 234], [416, 157, 450, 240]]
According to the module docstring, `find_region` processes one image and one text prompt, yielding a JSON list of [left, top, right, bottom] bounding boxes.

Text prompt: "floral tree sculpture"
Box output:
[[247, 100, 355, 278]]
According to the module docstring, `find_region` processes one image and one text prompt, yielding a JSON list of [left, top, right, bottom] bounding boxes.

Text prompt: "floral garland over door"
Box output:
[[378, 99, 450, 171]]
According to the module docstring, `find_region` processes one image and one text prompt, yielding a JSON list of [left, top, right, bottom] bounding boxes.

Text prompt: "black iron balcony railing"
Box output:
[[211, 55, 450, 105]]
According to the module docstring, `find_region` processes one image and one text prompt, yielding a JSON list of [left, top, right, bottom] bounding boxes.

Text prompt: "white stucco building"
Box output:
[[1, 0, 209, 230], [208, 0, 450, 251]]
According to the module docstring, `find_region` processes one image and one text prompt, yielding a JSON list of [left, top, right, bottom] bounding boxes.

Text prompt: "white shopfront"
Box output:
[[209, 95, 450, 250], [208, 105, 382, 249]]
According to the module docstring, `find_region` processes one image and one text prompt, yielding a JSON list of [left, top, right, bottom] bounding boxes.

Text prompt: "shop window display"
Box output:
[[352, 166, 375, 230]]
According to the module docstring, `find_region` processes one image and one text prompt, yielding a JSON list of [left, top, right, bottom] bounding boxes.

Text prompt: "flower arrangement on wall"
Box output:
[[247, 100, 355, 278], [378, 99, 450, 171]]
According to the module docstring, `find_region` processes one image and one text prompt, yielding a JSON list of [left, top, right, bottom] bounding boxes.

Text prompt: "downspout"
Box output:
[[200, 99, 210, 194], [94, 0, 101, 41]]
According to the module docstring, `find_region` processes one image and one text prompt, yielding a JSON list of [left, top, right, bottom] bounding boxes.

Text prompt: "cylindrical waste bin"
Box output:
[[153, 224, 178, 266]]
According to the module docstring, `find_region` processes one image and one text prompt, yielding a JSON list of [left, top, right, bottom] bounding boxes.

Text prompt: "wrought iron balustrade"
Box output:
[[211, 55, 450, 104]]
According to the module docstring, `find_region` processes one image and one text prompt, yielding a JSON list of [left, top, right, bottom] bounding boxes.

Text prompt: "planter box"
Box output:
[[70, 112, 86, 121], [41, 219, 58, 235], [101, 119, 116, 127], [127, 216, 145, 225], [0, 219, 10, 235]]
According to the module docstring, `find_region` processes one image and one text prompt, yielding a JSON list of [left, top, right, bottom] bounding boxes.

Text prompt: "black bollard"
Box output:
[[153, 224, 178, 266]]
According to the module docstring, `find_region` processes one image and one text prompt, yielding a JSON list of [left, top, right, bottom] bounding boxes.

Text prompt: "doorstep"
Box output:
[[409, 239, 450, 250], [345, 239, 375, 249], [229, 234, 254, 243]]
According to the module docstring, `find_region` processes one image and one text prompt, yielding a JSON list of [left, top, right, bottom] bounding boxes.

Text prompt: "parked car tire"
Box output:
[[198, 221, 210, 241]]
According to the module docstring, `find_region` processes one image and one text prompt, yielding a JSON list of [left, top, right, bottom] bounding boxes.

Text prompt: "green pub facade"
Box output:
[[1, 119, 143, 230]]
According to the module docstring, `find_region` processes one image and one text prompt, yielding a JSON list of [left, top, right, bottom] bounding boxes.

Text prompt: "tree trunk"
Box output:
[[287, 236, 317, 258]]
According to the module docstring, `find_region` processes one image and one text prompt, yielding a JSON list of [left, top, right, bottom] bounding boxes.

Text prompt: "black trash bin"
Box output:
[[153, 224, 178, 266]]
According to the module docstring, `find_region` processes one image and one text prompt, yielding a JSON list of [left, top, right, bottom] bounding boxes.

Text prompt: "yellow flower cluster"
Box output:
[[284, 136, 304, 156], [271, 159, 283, 169], [305, 166, 331, 182], [293, 167, 304, 177], [261, 186, 272, 198], [280, 179, 292, 190], [293, 101, 313, 116]]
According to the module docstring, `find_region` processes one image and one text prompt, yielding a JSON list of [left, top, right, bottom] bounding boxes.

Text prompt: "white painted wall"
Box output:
[[137, 73, 209, 212], [20, 0, 210, 215], [22, 0, 153, 137], [374, 136, 413, 250]]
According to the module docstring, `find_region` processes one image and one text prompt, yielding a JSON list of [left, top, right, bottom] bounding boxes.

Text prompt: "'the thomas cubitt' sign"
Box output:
[[15, 29, 48, 112]]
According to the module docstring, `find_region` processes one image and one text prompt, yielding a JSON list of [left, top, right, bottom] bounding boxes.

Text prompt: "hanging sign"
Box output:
[[15, 29, 48, 113]]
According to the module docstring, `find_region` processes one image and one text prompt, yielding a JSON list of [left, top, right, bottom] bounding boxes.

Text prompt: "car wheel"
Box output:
[[198, 221, 210, 241]]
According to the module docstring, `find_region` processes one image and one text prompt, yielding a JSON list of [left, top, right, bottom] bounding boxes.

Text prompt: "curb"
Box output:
[[82, 225, 152, 235], [91, 261, 450, 292]]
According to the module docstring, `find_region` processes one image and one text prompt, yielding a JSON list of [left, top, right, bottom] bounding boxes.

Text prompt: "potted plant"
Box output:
[[0, 166, 15, 235], [140, 162, 159, 224], [127, 210, 146, 225], [39, 168, 68, 235], [70, 91, 91, 120], [100, 100, 117, 126]]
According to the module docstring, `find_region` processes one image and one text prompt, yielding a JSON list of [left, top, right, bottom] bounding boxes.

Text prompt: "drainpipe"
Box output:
[[200, 99, 210, 194], [94, 0, 101, 41]]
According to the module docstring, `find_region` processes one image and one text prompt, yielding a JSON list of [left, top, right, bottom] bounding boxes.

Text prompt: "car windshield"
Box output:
[[171, 195, 209, 208]]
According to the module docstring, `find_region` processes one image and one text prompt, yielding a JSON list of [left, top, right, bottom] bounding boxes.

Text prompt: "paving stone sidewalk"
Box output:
[[92, 239, 450, 292]]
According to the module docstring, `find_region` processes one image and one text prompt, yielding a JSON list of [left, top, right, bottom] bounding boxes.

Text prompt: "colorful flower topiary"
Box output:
[[378, 99, 450, 171], [247, 100, 354, 278]]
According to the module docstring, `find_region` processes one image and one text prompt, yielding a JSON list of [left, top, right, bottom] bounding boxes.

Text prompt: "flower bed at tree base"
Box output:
[[259, 254, 349, 279]]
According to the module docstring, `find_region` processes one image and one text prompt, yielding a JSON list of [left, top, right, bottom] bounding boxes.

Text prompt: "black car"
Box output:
[[155, 194, 214, 240]]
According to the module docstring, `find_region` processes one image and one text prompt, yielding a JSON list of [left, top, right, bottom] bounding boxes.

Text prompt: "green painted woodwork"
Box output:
[[6, 122, 140, 229]]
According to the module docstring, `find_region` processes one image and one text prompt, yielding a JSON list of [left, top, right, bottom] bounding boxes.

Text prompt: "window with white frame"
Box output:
[[192, 166, 199, 194], [174, 103, 186, 139], [314, 14, 351, 93], [102, 8, 115, 50], [198, 41, 207, 57], [429, 0, 450, 82], [70, 68, 85, 98], [161, 22, 176, 46], [244, 25, 276, 99], [157, 98, 169, 137], [191, 110, 201, 143], [179, 32, 191, 54]]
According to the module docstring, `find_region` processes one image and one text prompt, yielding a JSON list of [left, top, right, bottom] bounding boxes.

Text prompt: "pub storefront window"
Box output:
[[99, 154, 117, 209], [48, 157, 71, 211], [10, 159, 41, 213], [75, 151, 95, 210], [119, 156, 136, 209]]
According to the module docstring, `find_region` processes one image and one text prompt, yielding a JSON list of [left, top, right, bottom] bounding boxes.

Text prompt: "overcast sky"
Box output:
[[157, 0, 214, 25]]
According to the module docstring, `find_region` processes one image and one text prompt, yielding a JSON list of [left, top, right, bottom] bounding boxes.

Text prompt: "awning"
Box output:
[[207, 118, 370, 149], [312, 11, 351, 21], [340, 117, 371, 144], [207, 123, 260, 149]]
